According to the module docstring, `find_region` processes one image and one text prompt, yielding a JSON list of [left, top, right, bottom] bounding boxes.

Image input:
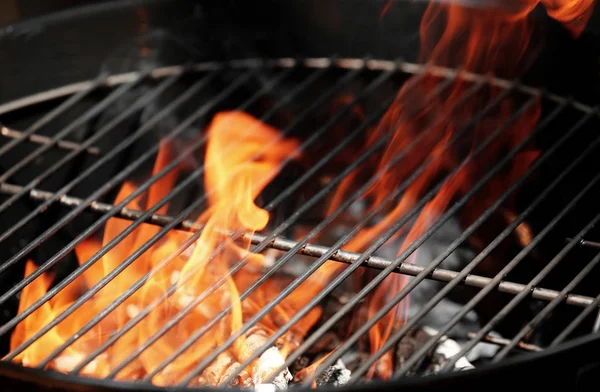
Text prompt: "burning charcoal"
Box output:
[[291, 355, 311, 374], [394, 327, 474, 375], [430, 336, 475, 373], [242, 327, 292, 390], [306, 331, 340, 354], [53, 352, 109, 376], [394, 328, 432, 374], [315, 359, 351, 388], [222, 362, 252, 388], [198, 351, 236, 386]]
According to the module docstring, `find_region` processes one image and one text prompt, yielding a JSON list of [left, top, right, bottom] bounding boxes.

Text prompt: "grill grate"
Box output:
[[0, 57, 599, 388]]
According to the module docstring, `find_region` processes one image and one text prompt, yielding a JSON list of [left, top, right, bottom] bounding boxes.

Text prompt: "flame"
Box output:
[[302, 0, 593, 380], [9, 111, 319, 386]]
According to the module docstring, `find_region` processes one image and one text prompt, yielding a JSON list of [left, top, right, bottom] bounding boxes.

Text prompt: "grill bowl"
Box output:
[[1, 0, 600, 390]]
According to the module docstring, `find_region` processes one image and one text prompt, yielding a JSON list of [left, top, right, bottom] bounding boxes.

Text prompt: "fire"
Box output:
[[8, 0, 595, 387], [287, 0, 594, 381], [9, 111, 317, 386]]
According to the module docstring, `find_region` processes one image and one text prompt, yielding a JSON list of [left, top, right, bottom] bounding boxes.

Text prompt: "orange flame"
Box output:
[[9, 111, 319, 386], [301, 0, 592, 380]]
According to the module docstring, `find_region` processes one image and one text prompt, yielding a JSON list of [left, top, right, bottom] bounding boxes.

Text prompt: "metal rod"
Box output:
[[566, 237, 600, 250], [0, 125, 101, 155], [396, 114, 600, 377], [0, 182, 203, 230], [466, 332, 542, 352], [7, 177, 595, 317]]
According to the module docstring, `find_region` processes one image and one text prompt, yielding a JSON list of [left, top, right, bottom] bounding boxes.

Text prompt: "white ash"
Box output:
[[53, 352, 108, 375], [255, 384, 278, 392], [253, 347, 292, 390], [315, 359, 351, 387], [423, 326, 474, 371], [463, 331, 502, 362]]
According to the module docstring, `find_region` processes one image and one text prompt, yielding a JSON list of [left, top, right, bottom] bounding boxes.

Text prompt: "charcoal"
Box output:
[[315, 359, 351, 388], [395, 326, 474, 375], [290, 356, 311, 375], [253, 347, 292, 390], [426, 332, 474, 374]]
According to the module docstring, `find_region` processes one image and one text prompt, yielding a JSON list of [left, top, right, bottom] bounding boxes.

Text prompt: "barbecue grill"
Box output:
[[1, 0, 600, 391]]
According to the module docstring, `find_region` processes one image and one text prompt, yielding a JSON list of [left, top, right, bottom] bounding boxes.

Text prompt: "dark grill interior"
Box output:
[[0, 54, 600, 389]]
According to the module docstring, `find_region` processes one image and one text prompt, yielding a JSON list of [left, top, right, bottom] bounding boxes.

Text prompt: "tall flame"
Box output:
[[9, 111, 317, 386], [289, 0, 594, 380]]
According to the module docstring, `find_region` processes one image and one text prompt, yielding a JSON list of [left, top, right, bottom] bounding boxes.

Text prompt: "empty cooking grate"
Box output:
[[0, 57, 599, 389]]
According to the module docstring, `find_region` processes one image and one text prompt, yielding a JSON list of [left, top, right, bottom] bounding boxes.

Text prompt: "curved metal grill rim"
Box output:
[[0, 57, 594, 116]]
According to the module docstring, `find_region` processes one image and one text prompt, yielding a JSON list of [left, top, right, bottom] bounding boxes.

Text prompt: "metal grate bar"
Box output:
[[567, 238, 600, 250], [387, 111, 600, 378], [0, 125, 101, 155], [466, 332, 541, 352], [0, 75, 105, 158], [183, 79, 528, 386], [26, 60, 368, 370], [70, 61, 395, 377]]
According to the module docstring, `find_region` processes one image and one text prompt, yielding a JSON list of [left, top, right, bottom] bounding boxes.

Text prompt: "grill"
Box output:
[[1, 55, 600, 389], [2, 0, 600, 390]]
